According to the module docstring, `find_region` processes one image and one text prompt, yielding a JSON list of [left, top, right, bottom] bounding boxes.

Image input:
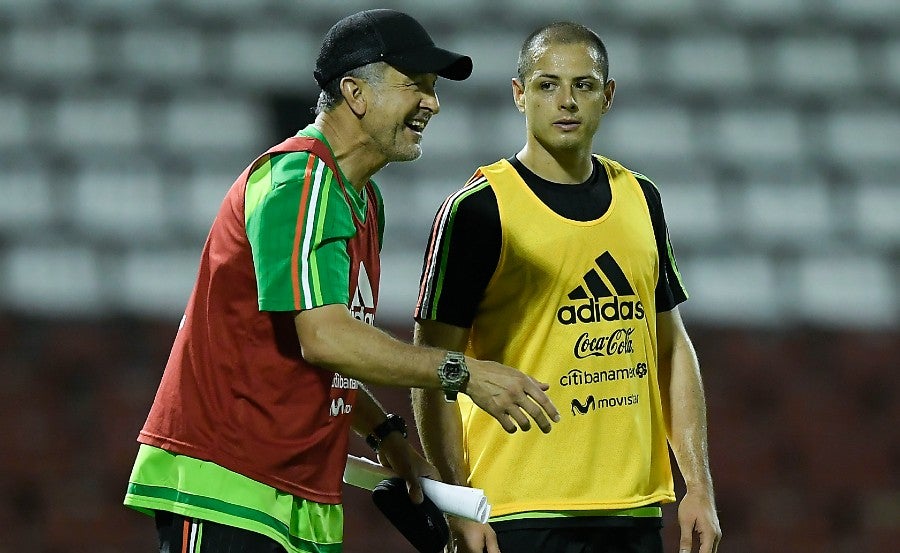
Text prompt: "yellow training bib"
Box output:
[[459, 157, 675, 516]]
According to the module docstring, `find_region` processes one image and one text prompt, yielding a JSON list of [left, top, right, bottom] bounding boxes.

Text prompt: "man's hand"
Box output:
[[448, 516, 500, 553], [678, 490, 721, 553], [465, 358, 561, 433], [376, 433, 437, 504]]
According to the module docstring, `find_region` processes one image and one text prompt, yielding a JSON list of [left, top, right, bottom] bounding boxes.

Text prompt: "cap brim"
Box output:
[[385, 46, 473, 81]]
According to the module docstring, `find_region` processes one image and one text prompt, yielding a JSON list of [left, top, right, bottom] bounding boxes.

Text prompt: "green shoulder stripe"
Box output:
[[630, 170, 688, 297], [630, 171, 656, 189], [428, 178, 492, 319]]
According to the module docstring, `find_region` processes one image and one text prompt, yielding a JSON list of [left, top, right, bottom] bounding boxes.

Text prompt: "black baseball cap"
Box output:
[[314, 9, 473, 88]]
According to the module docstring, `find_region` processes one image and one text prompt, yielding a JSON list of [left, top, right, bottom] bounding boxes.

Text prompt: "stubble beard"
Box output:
[[382, 130, 422, 163]]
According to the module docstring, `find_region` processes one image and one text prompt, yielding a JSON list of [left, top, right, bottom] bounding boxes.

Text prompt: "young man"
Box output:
[[413, 22, 721, 553], [124, 10, 559, 553]]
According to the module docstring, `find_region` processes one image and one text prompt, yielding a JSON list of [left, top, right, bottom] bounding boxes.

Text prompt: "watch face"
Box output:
[[440, 353, 468, 396], [443, 364, 462, 380]]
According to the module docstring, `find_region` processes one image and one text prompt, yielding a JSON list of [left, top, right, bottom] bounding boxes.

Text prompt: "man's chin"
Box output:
[[390, 146, 423, 163], [538, 140, 584, 155]]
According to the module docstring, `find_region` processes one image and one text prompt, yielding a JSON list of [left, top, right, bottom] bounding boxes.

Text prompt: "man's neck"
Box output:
[[515, 143, 594, 184], [313, 114, 386, 192]]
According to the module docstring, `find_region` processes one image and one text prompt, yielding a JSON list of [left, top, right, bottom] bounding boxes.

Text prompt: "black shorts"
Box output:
[[494, 523, 663, 553], [155, 510, 286, 553]]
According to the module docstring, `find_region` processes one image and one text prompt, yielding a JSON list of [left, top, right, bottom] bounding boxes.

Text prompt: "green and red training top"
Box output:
[[137, 126, 384, 504]]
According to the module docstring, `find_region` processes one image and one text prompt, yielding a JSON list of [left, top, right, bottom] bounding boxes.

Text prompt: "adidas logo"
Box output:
[[350, 262, 376, 325], [556, 252, 645, 325]]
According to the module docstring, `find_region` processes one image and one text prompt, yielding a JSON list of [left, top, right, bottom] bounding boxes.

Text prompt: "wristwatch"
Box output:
[[365, 413, 408, 452], [437, 351, 469, 402]]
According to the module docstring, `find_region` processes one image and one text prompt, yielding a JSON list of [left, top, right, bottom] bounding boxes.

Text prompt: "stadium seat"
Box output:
[[602, 105, 696, 161], [53, 95, 143, 150], [0, 168, 53, 233], [162, 93, 268, 153], [853, 183, 900, 246], [117, 249, 201, 316], [825, 109, 900, 164], [441, 34, 521, 90], [0, 94, 30, 149], [825, 0, 900, 27], [711, 109, 804, 163], [120, 28, 207, 83], [9, 25, 96, 81], [665, 35, 753, 93], [66, 0, 161, 20], [772, 36, 861, 95], [3, 245, 103, 314], [182, 171, 234, 241], [886, 38, 900, 88], [716, 0, 807, 24], [227, 29, 319, 92], [738, 175, 832, 247], [657, 177, 725, 247], [608, 0, 699, 23], [676, 254, 780, 325], [796, 253, 896, 327], [71, 163, 168, 243]]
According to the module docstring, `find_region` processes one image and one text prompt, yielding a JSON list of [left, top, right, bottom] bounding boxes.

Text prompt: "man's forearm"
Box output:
[[411, 389, 468, 485], [350, 386, 391, 438], [298, 306, 559, 435], [295, 305, 446, 389], [659, 309, 714, 493], [411, 320, 472, 486], [667, 336, 714, 492]]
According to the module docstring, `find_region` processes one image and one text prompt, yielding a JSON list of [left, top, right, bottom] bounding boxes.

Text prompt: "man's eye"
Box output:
[[539, 81, 555, 90]]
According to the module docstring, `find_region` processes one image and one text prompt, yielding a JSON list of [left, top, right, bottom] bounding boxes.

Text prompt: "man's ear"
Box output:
[[340, 77, 367, 117], [512, 78, 526, 113], [602, 78, 616, 114]]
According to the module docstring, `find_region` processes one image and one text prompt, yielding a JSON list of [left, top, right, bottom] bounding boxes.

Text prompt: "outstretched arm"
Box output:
[[294, 305, 559, 433], [411, 319, 502, 553], [657, 308, 721, 553]]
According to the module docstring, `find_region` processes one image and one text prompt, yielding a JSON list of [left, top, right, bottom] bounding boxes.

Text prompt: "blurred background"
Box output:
[[0, 0, 897, 551]]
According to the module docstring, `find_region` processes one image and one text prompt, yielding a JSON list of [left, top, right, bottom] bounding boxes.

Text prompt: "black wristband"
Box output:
[[365, 414, 408, 452]]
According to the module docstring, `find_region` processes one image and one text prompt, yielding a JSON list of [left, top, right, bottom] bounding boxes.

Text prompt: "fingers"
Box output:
[[503, 379, 560, 433], [678, 518, 694, 553], [495, 398, 557, 434], [405, 476, 425, 505], [687, 523, 721, 553], [699, 521, 722, 553], [524, 378, 560, 431], [468, 362, 560, 433], [506, 405, 532, 432], [449, 519, 498, 553], [484, 524, 501, 553]]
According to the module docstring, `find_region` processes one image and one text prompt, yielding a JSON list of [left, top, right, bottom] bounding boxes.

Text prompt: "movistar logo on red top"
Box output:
[[557, 252, 645, 325]]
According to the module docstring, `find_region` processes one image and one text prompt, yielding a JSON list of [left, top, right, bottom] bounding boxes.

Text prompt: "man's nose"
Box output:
[[422, 91, 440, 115]]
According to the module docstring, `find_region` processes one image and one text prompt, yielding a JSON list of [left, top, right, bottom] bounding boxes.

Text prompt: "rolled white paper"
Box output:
[[419, 477, 491, 524], [343, 455, 491, 523]]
